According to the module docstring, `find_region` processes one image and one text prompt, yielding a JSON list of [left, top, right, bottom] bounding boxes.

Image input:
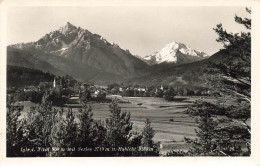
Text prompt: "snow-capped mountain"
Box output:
[[8, 22, 149, 83], [8, 22, 214, 85], [143, 41, 209, 65]]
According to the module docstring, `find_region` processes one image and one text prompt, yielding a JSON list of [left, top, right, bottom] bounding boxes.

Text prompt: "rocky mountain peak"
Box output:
[[59, 22, 78, 34], [143, 41, 209, 65]]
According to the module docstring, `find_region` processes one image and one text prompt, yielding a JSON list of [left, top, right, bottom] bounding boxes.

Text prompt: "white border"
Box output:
[[0, 1, 260, 166]]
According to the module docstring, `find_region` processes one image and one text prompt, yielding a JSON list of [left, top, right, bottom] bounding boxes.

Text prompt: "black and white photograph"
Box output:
[[1, 1, 259, 163]]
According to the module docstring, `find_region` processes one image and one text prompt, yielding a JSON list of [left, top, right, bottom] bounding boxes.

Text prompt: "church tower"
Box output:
[[53, 78, 56, 88]]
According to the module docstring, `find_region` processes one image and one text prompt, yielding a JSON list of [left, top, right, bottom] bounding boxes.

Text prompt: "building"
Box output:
[[53, 78, 56, 88], [138, 88, 146, 92], [160, 85, 164, 91]]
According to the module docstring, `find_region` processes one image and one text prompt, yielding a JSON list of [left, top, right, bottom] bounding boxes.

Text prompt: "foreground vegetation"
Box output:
[[7, 94, 159, 157]]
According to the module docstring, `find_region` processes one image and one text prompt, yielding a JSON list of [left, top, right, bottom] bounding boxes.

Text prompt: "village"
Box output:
[[7, 75, 214, 108]]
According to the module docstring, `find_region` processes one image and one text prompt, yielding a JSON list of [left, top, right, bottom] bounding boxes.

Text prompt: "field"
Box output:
[[91, 96, 200, 153], [19, 96, 199, 153], [18, 96, 251, 153], [18, 96, 219, 153]]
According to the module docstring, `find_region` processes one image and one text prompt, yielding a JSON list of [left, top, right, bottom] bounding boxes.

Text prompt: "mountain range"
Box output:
[[7, 22, 221, 86]]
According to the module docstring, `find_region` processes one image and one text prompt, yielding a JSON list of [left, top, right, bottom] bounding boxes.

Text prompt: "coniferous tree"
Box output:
[[182, 8, 251, 156], [208, 8, 251, 102], [50, 108, 78, 157], [6, 100, 24, 157], [105, 99, 132, 148], [7, 93, 159, 157], [76, 103, 95, 155], [140, 118, 160, 156], [141, 119, 155, 147]]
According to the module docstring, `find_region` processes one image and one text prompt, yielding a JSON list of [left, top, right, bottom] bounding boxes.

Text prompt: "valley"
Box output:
[[6, 9, 251, 156], [17, 95, 221, 154]]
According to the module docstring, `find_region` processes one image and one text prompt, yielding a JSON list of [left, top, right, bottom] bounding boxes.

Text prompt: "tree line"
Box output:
[[7, 94, 159, 157], [108, 84, 211, 101], [7, 65, 55, 88]]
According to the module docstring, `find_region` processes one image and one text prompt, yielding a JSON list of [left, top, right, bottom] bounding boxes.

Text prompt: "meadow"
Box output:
[[18, 96, 220, 153], [92, 96, 199, 153]]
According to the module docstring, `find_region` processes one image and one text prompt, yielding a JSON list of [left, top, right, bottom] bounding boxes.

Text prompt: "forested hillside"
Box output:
[[7, 65, 55, 87]]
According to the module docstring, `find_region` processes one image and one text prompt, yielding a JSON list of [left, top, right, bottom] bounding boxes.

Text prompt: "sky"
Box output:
[[6, 6, 250, 56]]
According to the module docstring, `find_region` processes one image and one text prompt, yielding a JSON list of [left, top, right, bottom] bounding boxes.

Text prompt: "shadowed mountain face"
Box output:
[[8, 22, 150, 83]]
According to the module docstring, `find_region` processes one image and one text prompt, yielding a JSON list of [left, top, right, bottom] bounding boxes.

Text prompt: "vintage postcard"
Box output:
[[0, 0, 260, 165]]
